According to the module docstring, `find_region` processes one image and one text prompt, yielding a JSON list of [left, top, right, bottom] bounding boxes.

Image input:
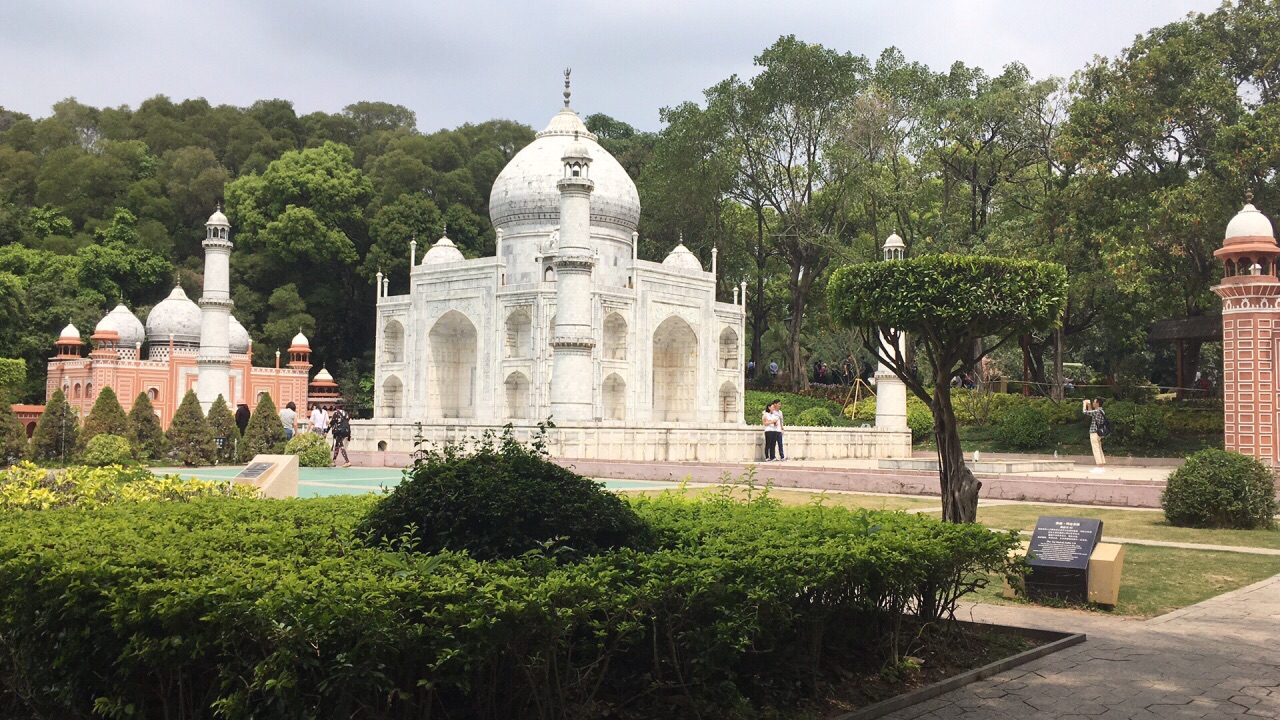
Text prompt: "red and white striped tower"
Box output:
[[1213, 196, 1280, 465]]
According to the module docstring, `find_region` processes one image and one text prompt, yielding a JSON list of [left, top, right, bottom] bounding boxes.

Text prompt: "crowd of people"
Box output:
[[745, 355, 876, 386], [232, 400, 354, 467]]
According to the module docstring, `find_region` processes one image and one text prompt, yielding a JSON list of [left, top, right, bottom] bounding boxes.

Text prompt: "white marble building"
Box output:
[[352, 77, 910, 463], [370, 80, 745, 426]]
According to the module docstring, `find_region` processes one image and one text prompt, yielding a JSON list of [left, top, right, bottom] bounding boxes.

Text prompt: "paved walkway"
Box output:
[[882, 574, 1280, 719]]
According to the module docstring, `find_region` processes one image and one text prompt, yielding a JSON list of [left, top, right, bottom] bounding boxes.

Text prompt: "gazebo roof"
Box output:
[[1147, 315, 1222, 344]]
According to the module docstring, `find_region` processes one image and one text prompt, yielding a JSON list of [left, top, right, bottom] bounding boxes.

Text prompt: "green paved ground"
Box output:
[[158, 466, 677, 498]]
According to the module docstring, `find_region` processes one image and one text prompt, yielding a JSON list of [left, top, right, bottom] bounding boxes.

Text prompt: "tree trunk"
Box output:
[[786, 266, 812, 391], [1051, 328, 1064, 401], [932, 383, 981, 523]]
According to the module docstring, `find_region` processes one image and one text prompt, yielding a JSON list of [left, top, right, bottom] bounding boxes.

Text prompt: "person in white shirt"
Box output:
[[762, 399, 786, 461], [310, 405, 329, 435], [279, 402, 298, 440]]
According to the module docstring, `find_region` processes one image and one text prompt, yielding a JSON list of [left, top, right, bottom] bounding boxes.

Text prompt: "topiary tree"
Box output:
[[358, 427, 654, 561], [83, 434, 135, 467], [0, 395, 27, 465], [30, 389, 79, 463], [206, 395, 239, 464], [239, 393, 286, 461], [82, 386, 129, 446], [127, 392, 167, 462], [165, 390, 216, 467], [1162, 449, 1278, 530], [829, 255, 1067, 522]]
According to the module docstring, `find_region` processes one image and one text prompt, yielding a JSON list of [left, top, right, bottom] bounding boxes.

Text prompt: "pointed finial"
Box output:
[[216, 201, 223, 213], [442, 223, 448, 237], [564, 67, 572, 107], [678, 231, 684, 245], [1247, 190, 1255, 204]]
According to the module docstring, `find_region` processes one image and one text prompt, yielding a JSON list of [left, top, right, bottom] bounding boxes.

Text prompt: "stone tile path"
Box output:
[[882, 574, 1280, 719]]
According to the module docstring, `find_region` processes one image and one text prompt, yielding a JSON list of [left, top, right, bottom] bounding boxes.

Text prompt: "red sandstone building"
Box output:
[[1214, 198, 1280, 465]]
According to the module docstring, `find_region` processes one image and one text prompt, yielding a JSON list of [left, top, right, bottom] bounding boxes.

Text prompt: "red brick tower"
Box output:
[[1213, 197, 1280, 465]]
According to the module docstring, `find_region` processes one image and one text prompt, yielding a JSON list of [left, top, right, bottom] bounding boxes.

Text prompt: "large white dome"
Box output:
[[96, 304, 145, 347], [229, 315, 251, 354], [488, 107, 640, 232], [145, 285, 203, 346]]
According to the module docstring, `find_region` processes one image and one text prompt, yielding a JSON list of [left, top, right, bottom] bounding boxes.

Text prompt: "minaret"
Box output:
[[549, 87, 597, 420], [875, 233, 908, 431], [196, 205, 233, 413], [1213, 195, 1280, 464]]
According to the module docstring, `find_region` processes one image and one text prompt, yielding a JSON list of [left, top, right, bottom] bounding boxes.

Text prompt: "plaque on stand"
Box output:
[[1025, 516, 1103, 603]]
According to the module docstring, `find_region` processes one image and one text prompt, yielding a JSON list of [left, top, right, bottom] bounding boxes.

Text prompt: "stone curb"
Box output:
[[1145, 572, 1280, 625], [829, 624, 1087, 720]]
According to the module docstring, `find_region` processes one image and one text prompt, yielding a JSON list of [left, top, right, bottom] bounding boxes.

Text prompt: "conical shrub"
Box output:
[[0, 395, 27, 465], [82, 386, 129, 446], [127, 391, 167, 462], [30, 389, 79, 462], [239, 393, 286, 461], [206, 395, 239, 464], [165, 390, 216, 467]]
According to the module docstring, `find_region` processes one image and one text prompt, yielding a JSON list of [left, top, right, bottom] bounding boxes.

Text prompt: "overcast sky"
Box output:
[[2, 0, 1223, 134]]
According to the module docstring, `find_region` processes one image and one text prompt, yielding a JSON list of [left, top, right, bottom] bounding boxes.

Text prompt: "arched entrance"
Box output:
[[652, 316, 698, 422], [428, 310, 477, 419]]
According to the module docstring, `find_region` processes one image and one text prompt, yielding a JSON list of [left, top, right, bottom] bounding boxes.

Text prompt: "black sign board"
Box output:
[[1025, 516, 1103, 603], [236, 462, 274, 480]]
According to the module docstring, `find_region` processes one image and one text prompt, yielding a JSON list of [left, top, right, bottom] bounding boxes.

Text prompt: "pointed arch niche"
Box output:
[[380, 376, 404, 418], [505, 309, 532, 359], [652, 316, 698, 422], [603, 373, 626, 420], [427, 310, 477, 419], [603, 313, 627, 360], [505, 371, 531, 419], [382, 319, 405, 364], [718, 327, 739, 369], [718, 381, 739, 423]]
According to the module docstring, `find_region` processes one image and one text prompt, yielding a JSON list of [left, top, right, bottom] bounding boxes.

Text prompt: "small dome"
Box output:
[[663, 243, 703, 272], [145, 285, 203, 346], [1226, 202, 1274, 240], [562, 140, 592, 162], [883, 233, 906, 251], [422, 234, 465, 265], [96, 304, 145, 346], [291, 331, 310, 348], [312, 367, 336, 384], [58, 323, 81, 341], [206, 206, 229, 227], [229, 315, 251, 354]]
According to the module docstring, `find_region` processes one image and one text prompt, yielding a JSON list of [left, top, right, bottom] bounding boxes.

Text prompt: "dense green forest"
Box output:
[[0, 0, 1276, 409]]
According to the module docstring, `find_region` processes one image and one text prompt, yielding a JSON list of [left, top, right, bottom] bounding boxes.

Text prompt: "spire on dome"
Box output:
[[564, 67, 572, 107]]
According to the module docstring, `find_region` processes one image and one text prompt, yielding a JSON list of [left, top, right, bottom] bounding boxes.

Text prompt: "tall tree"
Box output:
[[166, 389, 215, 467], [127, 391, 166, 461], [30, 388, 79, 462], [81, 386, 129, 445]]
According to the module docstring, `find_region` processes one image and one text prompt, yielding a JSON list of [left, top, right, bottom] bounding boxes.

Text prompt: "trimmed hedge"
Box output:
[[994, 407, 1051, 450], [794, 407, 836, 426], [1162, 449, 1278, 529], [0, 491, 1018, 719], [82, 434, 134, 467]]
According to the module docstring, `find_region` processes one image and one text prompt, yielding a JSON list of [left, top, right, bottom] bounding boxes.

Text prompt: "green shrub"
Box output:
[[81, 386, 128, 446], [0, 491, 1019, 719], [0, 396, 26, 466], [29, 389, 78, 463], [239, 393, 286, 461], [82, 434, 134, 467], [994, 407, 1051, 450], [165, 390, 216, 467], [206, 395, 239, 464], [0, 462, 259, 510], [1165, 407, 1224, 434], [744, 390, 852, 427], [284, 432, 331, 467], [359, 428, 654, 561], [1107, 401, 1169, 447], [794, 407, 835, 426], [907, 406, 934, 441], [0, 358, 24, 400], [1162, 449, 1278, 529], [126, 392, 167, 461]]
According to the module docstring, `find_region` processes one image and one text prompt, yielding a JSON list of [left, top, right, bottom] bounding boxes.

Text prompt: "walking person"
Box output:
[[310, 403, 329, 436], [234, 402, 251, 436], [1082, 398, 1108, 472], [280, 401, 298, 441], [330, 405, 352, 467], [762, 399, 786, 462]]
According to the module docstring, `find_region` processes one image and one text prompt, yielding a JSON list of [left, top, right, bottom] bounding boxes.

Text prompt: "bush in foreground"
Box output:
[[284, 432, 331, 467], [994, 406, 1051, 450], [1162, 449, 1277, 529], [0, 490, 1018, 719], [359, 428, 655, 560], [82, 434, 134, 467]]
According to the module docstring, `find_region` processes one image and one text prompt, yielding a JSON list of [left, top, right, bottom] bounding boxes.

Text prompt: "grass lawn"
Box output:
[[975, 503, 1280, 550], [976, 544, 1280, 618], [917, 423, 1223, 458]]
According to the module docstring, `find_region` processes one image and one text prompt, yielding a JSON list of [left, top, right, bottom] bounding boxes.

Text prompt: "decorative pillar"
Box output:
[[1213, 196, 1280, 465], [875, 233, 908, 431], [549, 138, 596, 421], [409, 237, 417, 267], [196, 205, 233, 412]]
